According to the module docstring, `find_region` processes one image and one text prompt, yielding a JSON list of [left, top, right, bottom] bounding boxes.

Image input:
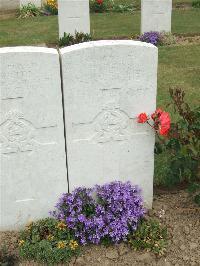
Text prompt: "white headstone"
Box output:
[[141, 0, 172, 33], [58, 0, 90, 38], [0, 47, 67, 230], [61, 40, 158, 208], [20, 0, 42, 7]]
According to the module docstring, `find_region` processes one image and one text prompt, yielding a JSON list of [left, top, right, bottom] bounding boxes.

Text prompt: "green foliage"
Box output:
[[90, 0, 111, 13], [0, 245, 17, 266], [58, 32, 92, 47], [90, 0, 134, 13], [111, 3, 134, 13], [188, 182, 200, 206], [128, 219, 168, 255], [18, 3, 42, 18], [19, 218, 80, 264], [155, 88, 200, 187], [192, 0, 200, 8]]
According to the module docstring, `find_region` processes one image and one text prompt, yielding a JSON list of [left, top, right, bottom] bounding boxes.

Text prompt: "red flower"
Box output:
[[137, 113, 148, 123], [97, 0, 103, 4], [151, 108, 163, 120], [159, 112, 171, 136]]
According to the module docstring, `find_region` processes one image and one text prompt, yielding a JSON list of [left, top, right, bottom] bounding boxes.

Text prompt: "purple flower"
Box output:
[[51, 181, 145, 245], [139, 31, 161, 46]]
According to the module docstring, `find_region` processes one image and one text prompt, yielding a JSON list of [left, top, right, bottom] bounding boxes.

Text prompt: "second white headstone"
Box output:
[[141, 0, 172, 33], [61, 40, 158, 208], [58, 0, 90, 38]]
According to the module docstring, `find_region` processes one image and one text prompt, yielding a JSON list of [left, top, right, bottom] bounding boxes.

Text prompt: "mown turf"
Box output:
[[0, 9, 200, 46], [158, 44, 200, 110]]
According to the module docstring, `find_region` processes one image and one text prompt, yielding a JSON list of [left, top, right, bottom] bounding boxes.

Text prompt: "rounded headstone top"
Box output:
[[60, 40, 157, 54], [0, 46, 58, 54]]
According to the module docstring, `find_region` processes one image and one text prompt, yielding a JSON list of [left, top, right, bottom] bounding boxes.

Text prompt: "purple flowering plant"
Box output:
[[51, 181, 145, 245], [139, 31, 161, 46]]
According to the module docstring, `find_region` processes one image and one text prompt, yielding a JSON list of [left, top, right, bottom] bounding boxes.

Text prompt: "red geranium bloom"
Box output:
[[137, 113, 148, 123], [97, 0, 103, 4], [159, 112, 171, 136]]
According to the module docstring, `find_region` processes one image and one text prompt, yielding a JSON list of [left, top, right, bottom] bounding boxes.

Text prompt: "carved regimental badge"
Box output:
[[72, 88, 132, 144], [92, 108, 130, 143], [0, 110, 56, 155], [0, 110, 35, 154]]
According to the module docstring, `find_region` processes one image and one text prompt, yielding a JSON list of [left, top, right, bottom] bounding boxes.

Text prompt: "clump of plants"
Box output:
[[90, 0, 134, 13], [19, 218, 80, 264], [155, 88, 200, 187], [192, 0, 200, 8], [128, 219, 168, 255], [44, 0, 58, 15], [138, 31, 176, 46], [137, 87, 200, 193], [90, 0, 111, 13], [51, 181, 145, 245], [112, 3, 134, 13], [139, 31, 162, 46], [58, 31, 92, 47], [18, 3, 42, 18]]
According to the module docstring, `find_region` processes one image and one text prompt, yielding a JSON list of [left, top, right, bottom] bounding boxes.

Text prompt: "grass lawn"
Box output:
[[0, 9, 200, 47], [115, 0, 194, 7]]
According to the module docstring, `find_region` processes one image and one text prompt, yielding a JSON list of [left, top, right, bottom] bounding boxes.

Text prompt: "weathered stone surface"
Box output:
[[58, 0, 90, 38], [61, 40, 158, 208], [0, 47, 67, 230], [141, 0, 172, 33]]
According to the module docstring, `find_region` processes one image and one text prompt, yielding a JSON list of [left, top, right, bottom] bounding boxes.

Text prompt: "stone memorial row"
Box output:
[[57, 0, 172, 38], [0, 41, 158, 230]]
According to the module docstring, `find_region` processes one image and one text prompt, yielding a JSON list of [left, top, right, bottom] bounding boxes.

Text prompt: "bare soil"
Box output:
[[0, 189, 200, 266]]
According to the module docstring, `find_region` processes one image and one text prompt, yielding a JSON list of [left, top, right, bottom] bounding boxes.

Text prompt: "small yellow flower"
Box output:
[[47, 0, 58, 9], [47, 234, 54, 241], [25, 221, 33, 229], [69, 240, 79, 250], [57, 241, 66, 249], [56, 221, 67, 230], [19, 240, 25, 246]]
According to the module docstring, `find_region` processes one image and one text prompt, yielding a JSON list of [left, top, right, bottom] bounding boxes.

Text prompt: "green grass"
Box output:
[[115, 0, 194, 7], [0, 9, 200, 46], [158, 44, 200, 109]]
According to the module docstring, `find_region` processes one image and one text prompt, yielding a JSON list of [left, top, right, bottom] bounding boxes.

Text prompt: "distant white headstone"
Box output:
[[20, 0, 42, 7], [61, 41, 158, 208], [0, 47, 67, 230], [141, 0, 172, 33], [58, 0, 90, 38]]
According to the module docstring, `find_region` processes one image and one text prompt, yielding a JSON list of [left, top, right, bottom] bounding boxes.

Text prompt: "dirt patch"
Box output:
[[175, 35, 200, 45], [1, 190, 200, 266]]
